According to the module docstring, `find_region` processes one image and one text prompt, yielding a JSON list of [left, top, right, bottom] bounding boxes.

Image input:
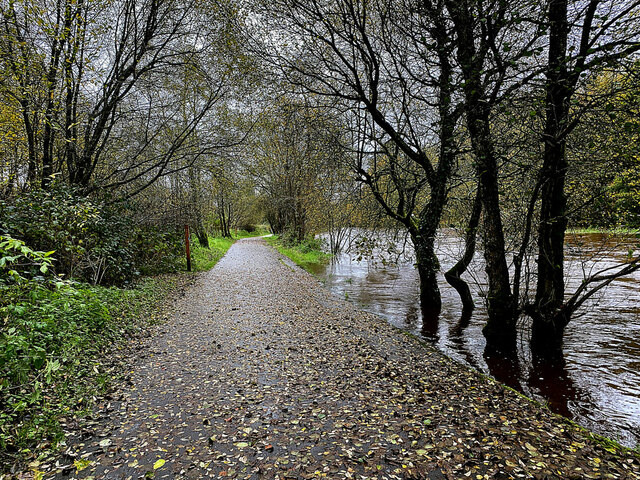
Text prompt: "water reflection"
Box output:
[[447, 311, 484, 371], [528, 354, 579, 419], [419, 305, 440, 342], [317, 230, 640, 447], [404, 303, 421, 331], [483, 351, 522, 391]]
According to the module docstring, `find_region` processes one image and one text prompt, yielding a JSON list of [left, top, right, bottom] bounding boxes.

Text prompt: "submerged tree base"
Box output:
[[530, 318, 567, 364]]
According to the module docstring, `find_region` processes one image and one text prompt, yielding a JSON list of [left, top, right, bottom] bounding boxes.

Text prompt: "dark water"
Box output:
[[316, 230, 640, 448]]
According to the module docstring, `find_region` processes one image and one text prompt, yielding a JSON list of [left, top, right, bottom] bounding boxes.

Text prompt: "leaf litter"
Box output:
[[41, 238, 639, 480]]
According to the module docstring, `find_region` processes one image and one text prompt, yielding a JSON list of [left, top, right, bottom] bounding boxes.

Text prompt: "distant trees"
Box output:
[[602, 69, 640, 228], [566, 68, 640, 229], [247, 99, 348, 243], [252, 0, 466, 317], [209, 156, 261, 238]]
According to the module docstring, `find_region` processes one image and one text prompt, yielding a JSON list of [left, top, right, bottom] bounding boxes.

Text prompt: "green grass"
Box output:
[[566, 227, 640, 235], [0, 275, 184, 474], [190, 236, 235, 272], [265, 235, 331, 274]]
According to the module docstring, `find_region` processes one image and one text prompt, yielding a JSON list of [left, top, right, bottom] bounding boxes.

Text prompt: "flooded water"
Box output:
[[316, 230, 640, 448]]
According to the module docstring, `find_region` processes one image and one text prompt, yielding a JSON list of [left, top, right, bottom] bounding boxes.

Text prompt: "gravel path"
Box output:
[[52, 238, 639, 480]]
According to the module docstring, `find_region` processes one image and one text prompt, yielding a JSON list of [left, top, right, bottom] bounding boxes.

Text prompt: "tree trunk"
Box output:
[[412, 228, 441, 337], [413, 233, 442, 314], [446, 0, 517, 354], [444, 188, 481, 312], [532, 0, 570, 356], [19, 99, 38, 188], [42, 0, 67, 189], [471, 116, 517, 354], [413, 27, 457, 325], [218, 195, 231, 238], [412, 155, 453, 324], [196, 224, 209, 248], [530, 310, 568, 362]]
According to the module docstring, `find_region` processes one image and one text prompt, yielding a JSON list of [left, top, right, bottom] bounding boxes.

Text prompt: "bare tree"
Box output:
[[249, 0, 466, 316], [0, 0, 242, 196], [527, 0, 640, 358]]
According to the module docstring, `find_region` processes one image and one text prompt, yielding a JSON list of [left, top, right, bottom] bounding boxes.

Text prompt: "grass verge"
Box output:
[[566, 227, 640, 236], [190, 236, 235, 272], [265, 235, 331, 274]]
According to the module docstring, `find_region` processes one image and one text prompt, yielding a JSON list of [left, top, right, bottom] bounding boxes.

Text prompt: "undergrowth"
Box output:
[[0, 274, 181, 473]]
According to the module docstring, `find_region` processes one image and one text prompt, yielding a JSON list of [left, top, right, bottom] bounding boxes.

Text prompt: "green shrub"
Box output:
[[0, 185, 97, 279], [0, 236, 56, 286], [0, 273, 176, 470], [0, 186, 182, 286], [299, 235, 326, 253]]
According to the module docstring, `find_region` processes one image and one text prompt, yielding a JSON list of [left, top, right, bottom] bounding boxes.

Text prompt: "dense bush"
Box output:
[[610, 170, 640, 229], [0, 186, 183, 285], [298, 235, 327, 253], [0, 272, 173, 465], [0, 236, 56, 286]]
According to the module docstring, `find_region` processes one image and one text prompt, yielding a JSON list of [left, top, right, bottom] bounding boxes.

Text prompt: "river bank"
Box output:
[[37, 238, 639, 479]]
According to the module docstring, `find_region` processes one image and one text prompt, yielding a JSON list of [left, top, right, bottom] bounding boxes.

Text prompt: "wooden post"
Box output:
[[185, 224, 191, 272]]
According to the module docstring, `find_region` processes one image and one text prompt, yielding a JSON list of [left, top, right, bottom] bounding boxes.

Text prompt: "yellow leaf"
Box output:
[[74, 459, 92, 472], [153, 459, 165, 470]]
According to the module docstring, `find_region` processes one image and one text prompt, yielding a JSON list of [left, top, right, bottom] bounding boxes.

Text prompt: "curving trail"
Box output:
[[53, 237, 639, 480]]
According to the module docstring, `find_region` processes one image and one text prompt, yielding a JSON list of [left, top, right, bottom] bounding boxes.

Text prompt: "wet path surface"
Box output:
[[52, 238, 639, 479]]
